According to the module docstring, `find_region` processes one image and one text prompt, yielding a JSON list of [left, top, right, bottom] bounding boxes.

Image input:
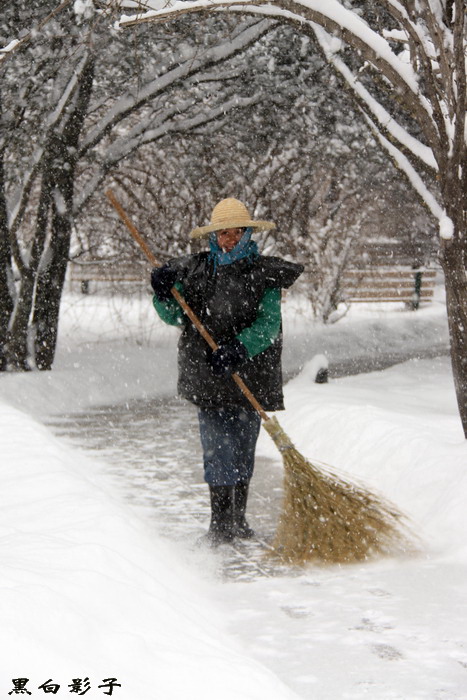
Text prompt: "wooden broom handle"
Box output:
[[105, 189, 270, 422]]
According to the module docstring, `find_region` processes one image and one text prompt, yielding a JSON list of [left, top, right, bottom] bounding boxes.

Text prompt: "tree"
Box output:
[[87, 21, 435, 320], [118, 0, 467, 435], [0, 2, 271, 370]]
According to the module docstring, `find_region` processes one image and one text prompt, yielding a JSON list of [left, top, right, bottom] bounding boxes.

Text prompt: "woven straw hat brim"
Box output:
[[190, 219, 276, 239]]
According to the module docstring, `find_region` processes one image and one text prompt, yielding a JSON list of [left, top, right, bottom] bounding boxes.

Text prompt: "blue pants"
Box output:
[[198, 407, 261, 487]]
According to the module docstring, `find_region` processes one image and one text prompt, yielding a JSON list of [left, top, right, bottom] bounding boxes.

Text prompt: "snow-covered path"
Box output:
[[46, 396, 286, 580], [218, 551, 467, 699], [45, 391, 467, 699]]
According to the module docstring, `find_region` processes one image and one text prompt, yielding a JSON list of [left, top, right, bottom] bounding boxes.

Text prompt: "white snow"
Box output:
[[118, 0, 429, 111], [313, 25, 438, 171], [439, 215, 454, 240], [369, 124, 445, 223], [1, 285, 466, 699], [73, 0, 94, 19], [0, 38, 20, 54]]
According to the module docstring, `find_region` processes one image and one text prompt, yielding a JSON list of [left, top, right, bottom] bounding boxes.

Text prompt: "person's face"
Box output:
[[216, 228, 244, 253]]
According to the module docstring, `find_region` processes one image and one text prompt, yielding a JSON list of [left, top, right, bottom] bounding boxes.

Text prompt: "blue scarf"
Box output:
[[208, 228, 258, 271]]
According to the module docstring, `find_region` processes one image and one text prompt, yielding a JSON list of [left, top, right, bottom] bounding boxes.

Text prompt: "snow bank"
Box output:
[[0, 293, 180, 416], [0, 400, 298, 699], [0, 342, 177, 416], [256, 355, 467, 558], [0, 289, 450, 418]]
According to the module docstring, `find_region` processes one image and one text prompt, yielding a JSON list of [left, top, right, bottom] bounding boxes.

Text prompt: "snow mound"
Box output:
[[0, 400, 298, 700]]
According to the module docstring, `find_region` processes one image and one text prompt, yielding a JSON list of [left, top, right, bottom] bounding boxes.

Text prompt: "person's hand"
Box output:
[[151, 264, 178, 302], [208, 339, 249, 377]]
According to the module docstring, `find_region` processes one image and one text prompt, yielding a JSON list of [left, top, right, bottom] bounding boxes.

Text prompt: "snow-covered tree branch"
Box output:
[[116, 0, 467, 435], [0, 5, 271, 373]]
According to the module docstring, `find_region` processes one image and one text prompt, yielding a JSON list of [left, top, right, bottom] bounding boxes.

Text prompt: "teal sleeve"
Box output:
[[152, 282, 184, 327], [237, 287, 281, 358]]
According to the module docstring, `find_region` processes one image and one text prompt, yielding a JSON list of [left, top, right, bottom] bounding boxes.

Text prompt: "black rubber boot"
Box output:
[[206, 485, 235, 546], [233, 481, 255, 539]]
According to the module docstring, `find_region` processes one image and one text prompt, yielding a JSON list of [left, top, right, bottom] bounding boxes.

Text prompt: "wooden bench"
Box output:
[[341, 268, 438, 309], [68, 261, 438, 310], [68, 261, 149, 294]]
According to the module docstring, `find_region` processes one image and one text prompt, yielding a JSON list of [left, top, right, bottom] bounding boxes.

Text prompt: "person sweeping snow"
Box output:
[[109, 189, 411, 564], [151, 198, 303, 546]]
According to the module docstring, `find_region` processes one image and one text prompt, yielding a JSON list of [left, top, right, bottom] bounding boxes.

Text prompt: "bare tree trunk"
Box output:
[[5, 172, 53, 370], [33, 201, 72, 371], [0, 154, 14, 371], [440, 187, 467, 437], [4, 54, 95, 372], [33, 56, 94, 371], [5, 270, 36, 371], [442, 256, 467, 436]]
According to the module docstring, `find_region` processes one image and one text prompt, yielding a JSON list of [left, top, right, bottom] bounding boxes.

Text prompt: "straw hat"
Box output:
[[189, 198, 276, 239]]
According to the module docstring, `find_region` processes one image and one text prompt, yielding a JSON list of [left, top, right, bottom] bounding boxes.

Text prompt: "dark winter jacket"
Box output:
[[154, 252, 303, 411]]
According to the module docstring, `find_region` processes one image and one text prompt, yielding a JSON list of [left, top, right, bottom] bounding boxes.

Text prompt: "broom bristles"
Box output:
[[263, 416, 414, 566]]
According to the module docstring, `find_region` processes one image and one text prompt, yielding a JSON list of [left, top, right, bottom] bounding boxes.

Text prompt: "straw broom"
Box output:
[[106, 189, 412, 566], [263, 417, 411, 564]]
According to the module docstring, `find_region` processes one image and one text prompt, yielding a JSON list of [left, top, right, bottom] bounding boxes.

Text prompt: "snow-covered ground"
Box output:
[[1, 285, 466, 699]]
